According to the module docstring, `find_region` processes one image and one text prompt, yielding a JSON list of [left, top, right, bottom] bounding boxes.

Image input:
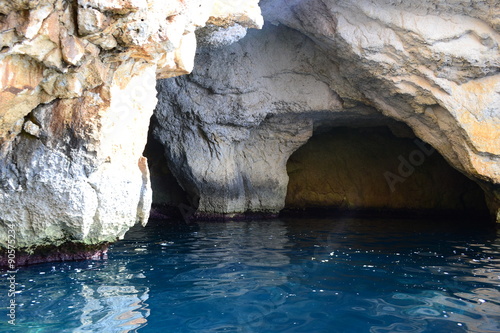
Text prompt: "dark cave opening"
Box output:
[[284, 126, 491, 220], [144, 115, 491, 221], [143, 125, 190, 219]]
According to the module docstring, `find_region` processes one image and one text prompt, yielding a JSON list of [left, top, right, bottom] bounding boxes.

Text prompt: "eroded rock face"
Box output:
[[154, 26, 327, 216], [0, 70, 156, 249], [261, 0, 500, 219], [0, 0, 262, 255], [154, 1, 500, 221], [154, 25, 396, 216]]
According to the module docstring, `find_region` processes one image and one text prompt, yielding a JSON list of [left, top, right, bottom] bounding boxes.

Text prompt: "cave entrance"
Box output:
[[143, 125, 191, 219], [284, 125, 490, 219]]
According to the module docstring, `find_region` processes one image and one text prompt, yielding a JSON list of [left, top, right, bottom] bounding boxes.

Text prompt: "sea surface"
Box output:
[[1, 217, 499, 332]]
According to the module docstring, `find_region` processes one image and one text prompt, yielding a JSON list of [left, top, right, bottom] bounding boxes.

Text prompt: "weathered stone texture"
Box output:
[[0, 0, 262, 252], [155, 0, 500, 220], [262, 0, 500, 217], [1, 0, 499, 262], [154, 25, 390, 216]]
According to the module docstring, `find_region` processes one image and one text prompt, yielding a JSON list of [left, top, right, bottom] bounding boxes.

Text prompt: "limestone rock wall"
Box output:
[[0, 0, 262, 253], [155, 0, 500, 221], [261, 0, 500, 219], [153, 25, 372, 216]]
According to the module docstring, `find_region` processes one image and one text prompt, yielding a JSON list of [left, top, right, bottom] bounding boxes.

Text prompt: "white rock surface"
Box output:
[[1, 0, 499, 260], [0, 65, 157, 248]]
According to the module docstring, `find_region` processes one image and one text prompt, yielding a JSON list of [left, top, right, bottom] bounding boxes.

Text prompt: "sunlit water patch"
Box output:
[[1, 218, 499, 332]]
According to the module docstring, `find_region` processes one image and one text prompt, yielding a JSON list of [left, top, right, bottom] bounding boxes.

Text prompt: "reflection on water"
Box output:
[[0, 217, 499, 333], [78, 284, 149, 332], [366, 289, 500, 333], [0, 258, 150, 333]]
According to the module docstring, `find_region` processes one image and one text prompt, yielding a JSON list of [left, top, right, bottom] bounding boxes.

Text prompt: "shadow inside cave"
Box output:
[[144, 116, 491, 223], [283, 125, 491, 221]]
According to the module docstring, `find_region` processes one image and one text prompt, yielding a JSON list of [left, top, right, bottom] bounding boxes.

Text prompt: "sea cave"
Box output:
[[0, 0, 499, 331]]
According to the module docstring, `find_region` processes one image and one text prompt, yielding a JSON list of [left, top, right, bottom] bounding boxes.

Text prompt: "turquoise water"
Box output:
[[1, 217, 500, 333]]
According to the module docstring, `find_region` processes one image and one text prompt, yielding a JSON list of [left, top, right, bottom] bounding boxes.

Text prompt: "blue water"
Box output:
[[1, 217, 500, 333]]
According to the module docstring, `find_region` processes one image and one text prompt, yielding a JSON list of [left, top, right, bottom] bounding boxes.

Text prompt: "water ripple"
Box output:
[[1, 218, 499, 332]]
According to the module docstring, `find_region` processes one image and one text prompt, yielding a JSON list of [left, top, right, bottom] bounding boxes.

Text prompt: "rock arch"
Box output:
[[153, 18, 500, 220]]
